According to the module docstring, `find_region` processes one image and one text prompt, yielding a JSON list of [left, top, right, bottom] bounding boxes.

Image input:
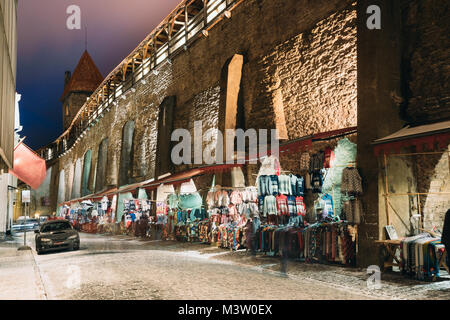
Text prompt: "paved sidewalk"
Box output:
[[0, 240, 47, 300]]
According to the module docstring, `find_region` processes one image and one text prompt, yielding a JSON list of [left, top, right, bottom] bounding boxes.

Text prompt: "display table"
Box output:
[[375, 238, 449, 276], [375, 238, 404, 271]]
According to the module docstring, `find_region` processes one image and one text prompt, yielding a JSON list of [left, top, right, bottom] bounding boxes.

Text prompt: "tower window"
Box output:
[[65, 105, 70, 116]]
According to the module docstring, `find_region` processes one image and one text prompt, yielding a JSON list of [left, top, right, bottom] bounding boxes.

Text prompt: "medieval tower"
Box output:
[[61, 50, 103, 130]]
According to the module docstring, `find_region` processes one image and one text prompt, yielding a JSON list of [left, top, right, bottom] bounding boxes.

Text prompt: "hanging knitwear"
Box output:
[[269, 175, 279, 195], [278, 175, 292, 195], [341, 167, 363, 196]]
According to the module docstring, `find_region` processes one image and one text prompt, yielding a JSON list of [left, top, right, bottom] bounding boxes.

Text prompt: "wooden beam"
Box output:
[[203, 0, 208, 27], [185, 4, 189, 45]]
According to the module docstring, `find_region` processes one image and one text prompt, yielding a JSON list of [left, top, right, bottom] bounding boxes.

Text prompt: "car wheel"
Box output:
[[36, 248, 42, 255], [73, 241, 80, 251]]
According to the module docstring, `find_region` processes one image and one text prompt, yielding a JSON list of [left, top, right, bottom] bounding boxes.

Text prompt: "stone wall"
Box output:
[[244, 6, 357, 139], [400, 0, 450, 123], [416, 146, 450, 232], [54, 0, 357, 203]]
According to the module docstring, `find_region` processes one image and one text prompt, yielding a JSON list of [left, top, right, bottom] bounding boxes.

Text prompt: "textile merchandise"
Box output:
[[311, 171, 323, 193], [253, 221, 356, 266], [342, 199, 362, 224], [314, 194, 334, 219], [263, 195, 277, 216], [269, 175, 279, 195], [341, 167, 363, 196], [257, 173, 306, 218], [276, 195, 289, 216], [179, 192, 203, 209], [323, 147, 335, 169], [400, 233, 446, 281], [258, 175, 272, 196], [218, 222, 246, 251]]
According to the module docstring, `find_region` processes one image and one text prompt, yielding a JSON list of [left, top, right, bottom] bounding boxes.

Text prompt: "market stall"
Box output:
[[373, 120, 450, 280]]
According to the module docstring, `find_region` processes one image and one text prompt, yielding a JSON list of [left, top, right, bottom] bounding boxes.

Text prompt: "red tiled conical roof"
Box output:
[[60, 50, 104, 101]]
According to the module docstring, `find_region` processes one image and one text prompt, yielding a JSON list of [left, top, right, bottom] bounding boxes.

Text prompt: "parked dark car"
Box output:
[[12, 218, 40, 233], [35, 220, 80, 255]]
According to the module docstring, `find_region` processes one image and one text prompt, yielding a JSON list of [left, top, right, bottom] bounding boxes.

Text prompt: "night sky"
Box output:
[[17, 0, 181, 150]]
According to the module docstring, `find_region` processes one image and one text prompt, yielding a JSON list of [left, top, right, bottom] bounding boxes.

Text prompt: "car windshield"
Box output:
[[41, 222, 72, 233]]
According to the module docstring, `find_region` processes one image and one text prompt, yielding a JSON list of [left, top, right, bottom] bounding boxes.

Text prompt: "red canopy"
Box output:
[[9, 141, 47, 190], [373, 121, 450, 156]]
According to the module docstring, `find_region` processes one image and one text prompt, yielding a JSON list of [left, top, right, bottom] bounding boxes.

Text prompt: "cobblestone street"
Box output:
[[1, 233, 449, 300]]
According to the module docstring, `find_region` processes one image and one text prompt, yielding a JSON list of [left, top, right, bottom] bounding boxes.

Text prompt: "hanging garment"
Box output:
[[295, 196, 306, 217], [263, 195, 277, 216], [179, 192, 203, 210], [214, 189, 230, 207], [166, 194, 179, 210], [278, 175, 292, 195], [230, 190, 243, 205], [343, 199, 362, 224], [242, 187, 258, 202], [323, 147, 335, 169], [269, 175, 279, 195], [341, 167, 363, 196], [239, 202, 259, 219], [258, 196, 265, 213], [287, 195, 297, 217], [276, 195, 289, 216], [289, 174, 298, 196], [206, 191, 216, 209], [311, 171, 323, 193], [309, 152, 324, 172], [295, 175, 305, 196], [258, 175, 272, 196], [321, 194, 334, 218]]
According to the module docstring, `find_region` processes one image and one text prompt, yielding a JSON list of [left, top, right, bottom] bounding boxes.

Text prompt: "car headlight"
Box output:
[[68, 235, 78, 240], [40, 238, 51, 242]]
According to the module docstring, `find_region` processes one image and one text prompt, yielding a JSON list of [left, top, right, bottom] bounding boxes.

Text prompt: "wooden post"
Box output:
[[383, 152, 390, 226], [151, 36, 156, 69], [132, 58, 135, 86], [166, 24, 171, 57], [417, 193, 423, 230]]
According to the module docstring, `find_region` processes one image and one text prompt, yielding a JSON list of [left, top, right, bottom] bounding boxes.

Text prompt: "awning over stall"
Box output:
[[9, 141, 46, 190], [373, 120, 450, 156], [142, 163, 243, 190]]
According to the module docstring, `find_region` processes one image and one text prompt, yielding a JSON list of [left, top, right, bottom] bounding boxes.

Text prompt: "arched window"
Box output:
[[155, 97, 176, 177], [71, 158, 82, 199], [57, 169, 65, 205], [119, 121, 135, 186], [95, 138, 109, 192], [81, 150, 92, 196]]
